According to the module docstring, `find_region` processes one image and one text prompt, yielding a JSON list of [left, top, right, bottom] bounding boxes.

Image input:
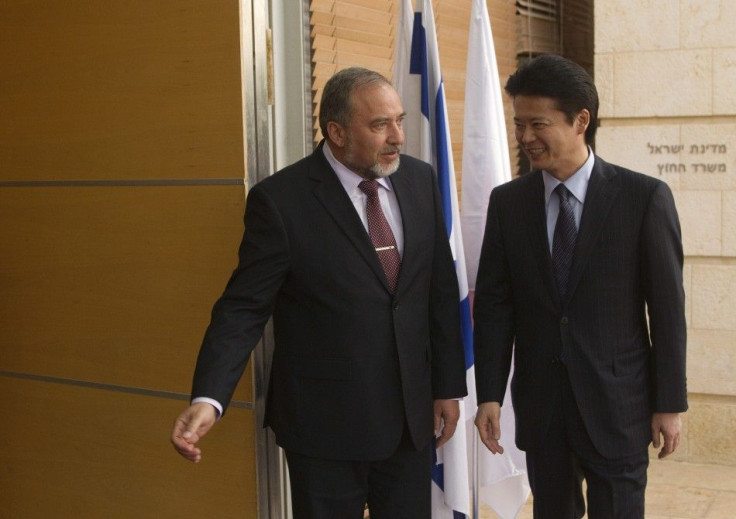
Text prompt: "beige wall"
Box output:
[[595, 1, 736, 465]]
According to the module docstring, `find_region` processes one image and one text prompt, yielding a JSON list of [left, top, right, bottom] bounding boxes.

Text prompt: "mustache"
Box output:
[[381, 146, 401, 154]]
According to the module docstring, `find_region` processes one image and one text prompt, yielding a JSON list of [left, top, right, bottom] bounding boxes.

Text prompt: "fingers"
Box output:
[[437, 412, 457, 448], [474, 402, 504, 454], [476, 419, 504, 454], [651, 412, 682, 459], [435, 419, 457, 449], [651, 422, 662, 449], [658, 430, 680, 459], [170, 403, 217, 463], [433, 399, 460, 449], [485, 438, 505, 455], [489, 410, 501, 442], [171, 416, 203, 462]]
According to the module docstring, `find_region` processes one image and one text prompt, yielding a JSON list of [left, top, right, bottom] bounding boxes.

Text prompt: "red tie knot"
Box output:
[[358, 179, 379, 197]]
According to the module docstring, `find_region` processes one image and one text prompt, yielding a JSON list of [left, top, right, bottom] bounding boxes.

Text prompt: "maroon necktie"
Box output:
[[359, 180, 401, 292]]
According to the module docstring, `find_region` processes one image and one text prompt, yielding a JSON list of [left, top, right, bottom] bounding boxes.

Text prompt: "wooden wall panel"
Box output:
[[1, 0, 278, 515], [0, 1, 243, 181], [0, 376, 256, 518], [0, 186, 252, 403], [310, 0, 398, 142]]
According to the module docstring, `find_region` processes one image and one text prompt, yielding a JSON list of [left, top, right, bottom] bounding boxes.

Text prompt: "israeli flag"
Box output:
[[394, 0, 472, 517]]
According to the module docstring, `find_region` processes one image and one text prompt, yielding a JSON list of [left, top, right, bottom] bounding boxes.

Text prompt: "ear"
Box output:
[[326, 121, 346, 147], [576, 109, 590, 135]]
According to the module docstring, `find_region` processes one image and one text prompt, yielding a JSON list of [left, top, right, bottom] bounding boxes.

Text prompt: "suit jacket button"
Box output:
[[560, 316, 569, 325]]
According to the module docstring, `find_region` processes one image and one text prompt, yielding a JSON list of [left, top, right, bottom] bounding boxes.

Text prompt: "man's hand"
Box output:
[[475, 401, 504, 454], [433, 399, 461, 449], [651, 412, 682, 459], [171, 402, 218, 463]]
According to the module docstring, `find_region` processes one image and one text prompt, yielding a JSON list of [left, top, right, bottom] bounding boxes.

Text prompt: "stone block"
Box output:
[[686, 399, 736, 465], [686, 329, 736, 396], [708, 490, 736, 518], [681, 0, 736, 49], [597, 123, 735, 191], [649, 458, 736, 492], [723, 191, 736, 256], [713, 49, 736, 115], [596, 124, 682, 186], [644, 483, 715, 517], [691, 265, 736, 330], [679, 124, 736, 190], [595, 0, 679, 53], [613, 50, 712, 118], [673, 190, 721, 256], [595, 54, 614, 118]]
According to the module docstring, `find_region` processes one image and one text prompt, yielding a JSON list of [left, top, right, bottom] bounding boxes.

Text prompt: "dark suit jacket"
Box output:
[[192, 143, 467, 461], [473, 156, 687, 458]]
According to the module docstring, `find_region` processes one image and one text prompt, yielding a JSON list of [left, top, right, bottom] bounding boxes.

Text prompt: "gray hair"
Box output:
[[319, 67, 392, 138]]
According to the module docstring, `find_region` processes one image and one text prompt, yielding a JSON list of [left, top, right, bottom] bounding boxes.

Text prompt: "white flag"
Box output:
[[461, 0, 513, 291], [461, 1, 530, 518], [392, 0, 421, 157], [394, 0, 472, 517]]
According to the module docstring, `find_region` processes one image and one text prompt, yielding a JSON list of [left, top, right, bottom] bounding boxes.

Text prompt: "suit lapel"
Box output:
[[308, 145, 394, 292], [566, 157, 620, 302], [523, 172, 561, 307]]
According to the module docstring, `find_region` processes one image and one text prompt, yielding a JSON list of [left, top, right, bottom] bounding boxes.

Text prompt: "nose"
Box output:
[[388, 121, 404, 146], [518, 125, 535, 145]]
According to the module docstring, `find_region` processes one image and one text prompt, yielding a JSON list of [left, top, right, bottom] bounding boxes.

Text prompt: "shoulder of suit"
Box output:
[[398, 153, 432, 171], [251, 151, 321, 194], [394, 154, 434, 184], [493, 168, 540, 195]]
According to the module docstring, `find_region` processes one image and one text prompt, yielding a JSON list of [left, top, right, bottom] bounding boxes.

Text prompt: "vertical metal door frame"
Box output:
[[239, 1, 311, 517], [239, 1, 281, 518]]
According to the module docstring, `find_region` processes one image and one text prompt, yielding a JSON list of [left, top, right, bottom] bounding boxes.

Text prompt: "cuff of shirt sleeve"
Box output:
[[191, 397, 223, 420]]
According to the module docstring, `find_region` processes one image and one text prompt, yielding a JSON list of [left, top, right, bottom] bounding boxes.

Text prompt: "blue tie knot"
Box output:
[[555, 183, 573, 203]]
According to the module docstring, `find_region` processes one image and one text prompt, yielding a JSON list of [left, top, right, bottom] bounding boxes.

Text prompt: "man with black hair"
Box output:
[[473, 54, 687, 518]]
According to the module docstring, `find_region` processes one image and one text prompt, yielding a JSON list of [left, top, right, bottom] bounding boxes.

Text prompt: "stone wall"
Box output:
[[595, 1, 736, 465]]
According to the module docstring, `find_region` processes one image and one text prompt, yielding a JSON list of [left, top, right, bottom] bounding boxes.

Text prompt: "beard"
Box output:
[[343, 138, 401, 179], [367, 154, 400, 178]]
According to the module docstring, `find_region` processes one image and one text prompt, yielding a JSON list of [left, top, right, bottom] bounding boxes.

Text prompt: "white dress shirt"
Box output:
[[322, 143, 404, 257]]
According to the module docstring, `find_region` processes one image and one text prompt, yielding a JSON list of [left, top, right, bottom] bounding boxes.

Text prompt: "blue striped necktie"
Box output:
[[552, 184, 577, 299]]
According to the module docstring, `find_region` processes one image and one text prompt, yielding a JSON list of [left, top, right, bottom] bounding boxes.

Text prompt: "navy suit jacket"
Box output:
[[192, 143, 467, 460], [473, 156, 687, 458]]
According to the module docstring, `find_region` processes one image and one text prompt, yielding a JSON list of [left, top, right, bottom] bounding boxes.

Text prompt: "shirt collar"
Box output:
[[542, 146, 595, 204], [322, 142, 394, 195]]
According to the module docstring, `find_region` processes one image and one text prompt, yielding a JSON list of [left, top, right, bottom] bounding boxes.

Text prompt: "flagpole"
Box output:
[[473, 428, 479, 519]]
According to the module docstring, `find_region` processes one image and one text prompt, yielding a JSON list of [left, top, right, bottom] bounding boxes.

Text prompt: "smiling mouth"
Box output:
[[525, 147, 545, 157]]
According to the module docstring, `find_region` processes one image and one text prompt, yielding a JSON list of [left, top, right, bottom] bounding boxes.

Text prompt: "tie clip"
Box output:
[[375, 246, 395, 252]]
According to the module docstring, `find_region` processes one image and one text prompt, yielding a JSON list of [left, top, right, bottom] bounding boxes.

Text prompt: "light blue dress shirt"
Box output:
[[543, 147, 595, 253]]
